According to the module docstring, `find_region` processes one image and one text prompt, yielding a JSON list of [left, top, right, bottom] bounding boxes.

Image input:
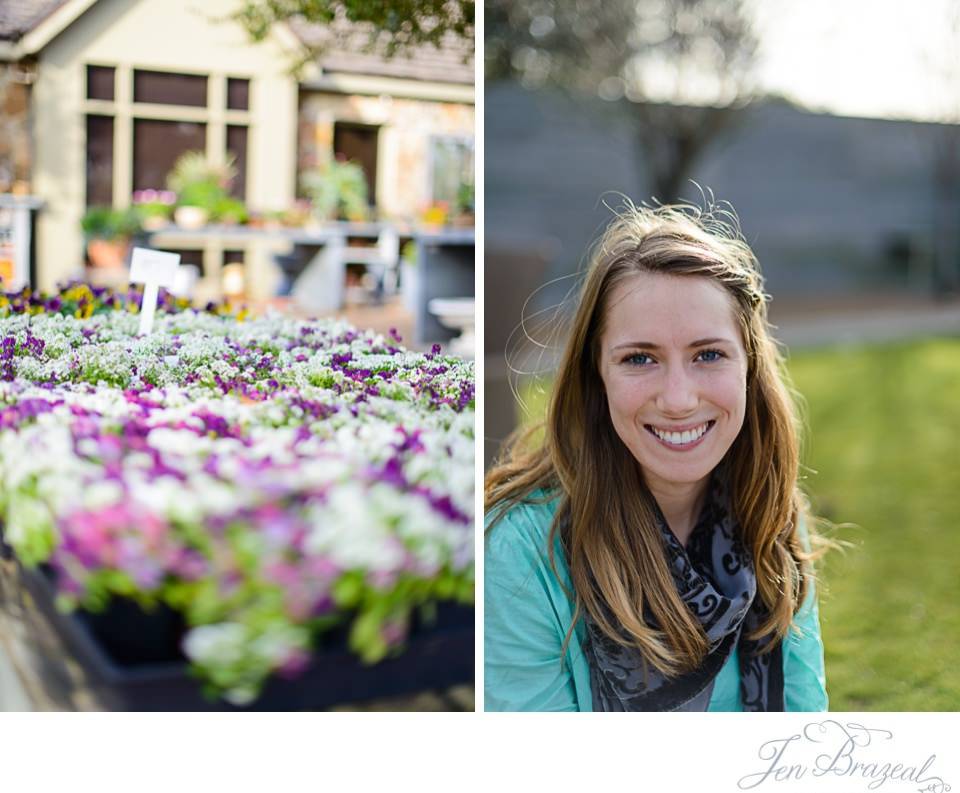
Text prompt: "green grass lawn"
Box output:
[[789, 338, 960, 711], [512, 337, 960, 710]]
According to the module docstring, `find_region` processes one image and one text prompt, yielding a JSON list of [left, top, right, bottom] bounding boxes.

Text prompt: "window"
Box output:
[[133, 119, 206, 192], [86, 66, 115, 101], [83, 65, 251, 207], [85, 115, 114, 205], [429, 136, 474, 210], [227, 78, 249, 111], [134, 70, 207, 107], [226, 125, 248, 200], [333, 122, 379, 206]]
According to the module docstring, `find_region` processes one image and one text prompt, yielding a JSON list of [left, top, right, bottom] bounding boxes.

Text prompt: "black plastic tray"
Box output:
[[0, 524, 11, 561], [12, 560, 474, 711]]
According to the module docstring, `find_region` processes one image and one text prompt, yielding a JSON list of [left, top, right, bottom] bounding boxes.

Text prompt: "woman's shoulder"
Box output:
[[484, 488, 566, 577], [485, 487, 561, 544]]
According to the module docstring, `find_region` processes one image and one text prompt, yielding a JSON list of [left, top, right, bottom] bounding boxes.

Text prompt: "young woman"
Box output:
[[484, 202, 827, 711]]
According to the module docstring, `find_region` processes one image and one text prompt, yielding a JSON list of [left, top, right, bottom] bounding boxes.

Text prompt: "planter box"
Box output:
[[1, 558, 473, 711], [0, 525, 10, 561]]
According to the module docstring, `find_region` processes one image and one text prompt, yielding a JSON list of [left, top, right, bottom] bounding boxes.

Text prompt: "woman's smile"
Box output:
[[644, 419, 716, 449]]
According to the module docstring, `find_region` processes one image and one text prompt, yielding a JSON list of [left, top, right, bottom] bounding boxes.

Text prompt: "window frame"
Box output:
[[426, 134, 475, 208], [81, 63, 253, 209]]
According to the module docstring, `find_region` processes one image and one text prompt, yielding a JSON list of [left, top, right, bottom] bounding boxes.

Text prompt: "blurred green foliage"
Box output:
[[301, 160, 369, 221], [80, 206, 142, 240], [235, 0, 474, 54]]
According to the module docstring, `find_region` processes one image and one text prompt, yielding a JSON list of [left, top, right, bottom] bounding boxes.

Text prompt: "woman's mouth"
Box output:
[[644, 420, 716, 450]]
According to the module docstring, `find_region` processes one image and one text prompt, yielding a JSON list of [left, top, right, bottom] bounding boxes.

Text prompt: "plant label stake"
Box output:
[[130, 247, 180, 335]]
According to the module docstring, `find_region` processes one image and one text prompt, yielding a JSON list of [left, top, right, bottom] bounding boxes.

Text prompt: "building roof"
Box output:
[[0, 0, 67, 41], [289, 17, 474, 85], [0, 0, 474, 86]]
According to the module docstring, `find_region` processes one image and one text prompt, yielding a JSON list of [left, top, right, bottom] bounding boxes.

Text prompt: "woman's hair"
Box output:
[[485, 199, 814, 677]]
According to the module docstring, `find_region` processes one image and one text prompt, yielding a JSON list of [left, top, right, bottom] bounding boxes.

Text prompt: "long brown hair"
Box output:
[[485, 200, 814, 676]]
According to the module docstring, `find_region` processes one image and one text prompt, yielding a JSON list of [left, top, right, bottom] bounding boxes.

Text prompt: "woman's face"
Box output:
[[598, 272, 748, 494]]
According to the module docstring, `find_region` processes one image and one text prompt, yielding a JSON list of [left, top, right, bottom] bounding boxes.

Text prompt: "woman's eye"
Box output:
[[625, 352, 653, 366], [697, 349, 724, 362]]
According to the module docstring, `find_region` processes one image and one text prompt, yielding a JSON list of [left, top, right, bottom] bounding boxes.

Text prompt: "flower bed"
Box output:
[[0, 285, 474, 705]]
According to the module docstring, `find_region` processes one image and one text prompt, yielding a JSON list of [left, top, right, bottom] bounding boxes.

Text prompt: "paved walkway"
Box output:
[[0, 639, 32, 711], [768, 294, 960, 349]]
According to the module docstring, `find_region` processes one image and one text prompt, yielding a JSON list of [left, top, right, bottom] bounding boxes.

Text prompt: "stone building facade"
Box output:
[[0, 62, 33, 192]]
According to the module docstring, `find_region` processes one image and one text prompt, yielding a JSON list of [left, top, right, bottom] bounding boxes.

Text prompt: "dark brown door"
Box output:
[[333, 122, 379, 207]]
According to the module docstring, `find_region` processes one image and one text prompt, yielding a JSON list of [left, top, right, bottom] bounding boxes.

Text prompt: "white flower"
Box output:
[[183, 622, 249, 666]]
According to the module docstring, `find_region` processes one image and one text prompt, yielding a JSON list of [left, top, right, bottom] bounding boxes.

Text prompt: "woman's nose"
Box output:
[[655, 365, 699, 416]]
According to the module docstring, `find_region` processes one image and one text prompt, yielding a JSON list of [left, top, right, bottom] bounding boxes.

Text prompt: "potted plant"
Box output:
[[453, 181, 475, 227], [301, 159, 370, 223], [131, 189, 176, 231], [167, 151, 241, 229], [81, 206, 142, 269], [421, 201, 449, 228], [211, 195, 249, 226]]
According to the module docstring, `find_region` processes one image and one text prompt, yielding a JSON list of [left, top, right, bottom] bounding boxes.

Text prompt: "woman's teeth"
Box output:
[[649, 421, 712, 446]]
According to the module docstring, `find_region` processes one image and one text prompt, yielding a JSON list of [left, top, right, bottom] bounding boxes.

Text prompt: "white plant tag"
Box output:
[[130, 247, 181, 335]]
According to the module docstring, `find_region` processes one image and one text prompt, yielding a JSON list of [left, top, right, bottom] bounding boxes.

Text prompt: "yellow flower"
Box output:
[[64, 284, 94, 304]]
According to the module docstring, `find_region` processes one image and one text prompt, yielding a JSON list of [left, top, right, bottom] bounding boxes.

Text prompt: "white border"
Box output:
[[0, 713, 956, 791]]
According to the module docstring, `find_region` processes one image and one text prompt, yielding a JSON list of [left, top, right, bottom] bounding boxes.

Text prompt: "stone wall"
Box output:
[[0, 62, 33, 192]]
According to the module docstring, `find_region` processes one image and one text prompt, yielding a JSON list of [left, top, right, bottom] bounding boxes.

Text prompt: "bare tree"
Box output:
[[487, 0, 758, 202]]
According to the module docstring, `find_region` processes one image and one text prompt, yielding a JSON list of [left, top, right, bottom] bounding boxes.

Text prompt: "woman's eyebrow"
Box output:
[[689, 337, 734, 348], [611, 337, 734, 352]]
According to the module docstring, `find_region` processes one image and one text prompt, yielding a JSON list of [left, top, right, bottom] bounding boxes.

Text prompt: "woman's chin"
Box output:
[[636, 443, 722, 488]]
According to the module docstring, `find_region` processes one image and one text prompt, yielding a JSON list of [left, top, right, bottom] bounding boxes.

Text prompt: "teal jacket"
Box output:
[[484, 491, 828, 712]]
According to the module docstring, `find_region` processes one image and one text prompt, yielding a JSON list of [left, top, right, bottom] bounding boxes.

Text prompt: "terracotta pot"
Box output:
[[87, 239, 129, 269]]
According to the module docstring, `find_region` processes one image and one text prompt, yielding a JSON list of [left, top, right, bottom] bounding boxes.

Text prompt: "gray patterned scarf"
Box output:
[[584, 476, 784, 711]]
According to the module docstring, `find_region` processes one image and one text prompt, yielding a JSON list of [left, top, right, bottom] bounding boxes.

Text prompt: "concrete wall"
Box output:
[[31, 0, 299, 293]]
